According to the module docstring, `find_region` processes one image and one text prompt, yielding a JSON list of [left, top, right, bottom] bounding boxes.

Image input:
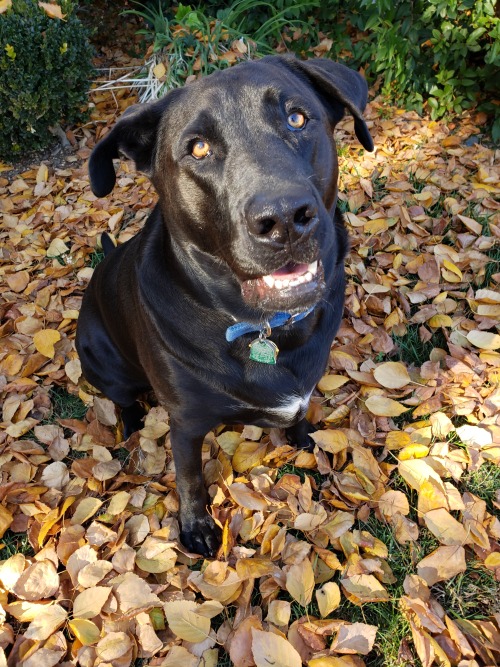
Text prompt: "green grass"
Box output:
[[432, 560, 500, 620], [392, 324, 447, 367], [87, 249, 105, 268], [47, 386, 88, 422], [460, 462, 500, 516], [1, 530, 34, 558]]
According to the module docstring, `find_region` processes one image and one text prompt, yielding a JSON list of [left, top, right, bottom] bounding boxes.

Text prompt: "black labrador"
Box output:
[[76, 55, 374, 557]]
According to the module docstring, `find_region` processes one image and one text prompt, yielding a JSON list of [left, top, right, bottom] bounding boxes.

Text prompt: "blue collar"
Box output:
[[225, 308, 314, 342]]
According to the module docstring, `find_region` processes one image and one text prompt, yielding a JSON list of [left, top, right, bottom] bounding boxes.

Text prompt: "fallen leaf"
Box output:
[[251, 629, 302, 667], [331, 622, 377, 655], [164, 600, 210, 642], [373, 361, 411, 389], [316, 581, 341, 617], [69, 618, 101, 645], [365, 395, 409, 417], [38, 2, 66, 20], [33, 329, 61, 358], [417, 545, 466, 585]]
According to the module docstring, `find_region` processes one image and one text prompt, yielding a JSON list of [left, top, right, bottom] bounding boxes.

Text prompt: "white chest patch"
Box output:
[[266, 389, 313, 422]]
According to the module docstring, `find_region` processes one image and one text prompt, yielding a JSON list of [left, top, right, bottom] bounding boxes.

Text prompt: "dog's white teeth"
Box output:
[[263, 275, 275, 287], [275, 279, 283, 289], [305, 272, 313, 282], [308, 261, 318, 275]]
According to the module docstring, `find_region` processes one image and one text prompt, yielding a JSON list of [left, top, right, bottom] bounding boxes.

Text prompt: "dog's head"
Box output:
[[89, 56, 373, 314]]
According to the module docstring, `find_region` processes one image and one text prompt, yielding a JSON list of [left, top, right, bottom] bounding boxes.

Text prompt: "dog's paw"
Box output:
[[285, 418, 317, 452], [180, 514, 221, 558]]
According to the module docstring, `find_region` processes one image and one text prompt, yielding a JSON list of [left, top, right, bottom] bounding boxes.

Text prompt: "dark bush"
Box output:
[[0, 0, 94, 161]]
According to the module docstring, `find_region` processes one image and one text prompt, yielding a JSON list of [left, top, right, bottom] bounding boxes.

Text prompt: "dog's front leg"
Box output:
[[170, 421, 221, 558], [285, 418, 316, 452]]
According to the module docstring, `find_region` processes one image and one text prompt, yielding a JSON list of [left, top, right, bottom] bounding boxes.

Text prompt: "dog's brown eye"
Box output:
[[192, 140, 211, 159], [287, 111, 306, 130]]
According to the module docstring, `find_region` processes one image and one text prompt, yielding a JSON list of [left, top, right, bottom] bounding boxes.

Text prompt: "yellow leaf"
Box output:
[[316, 581, 341, 617], [310, 429, 348, 453], [216, 430, 244, 456], [136, 536, 177, 573], [442, 259, 462, 279], [317, 375, 349, 392], [36, 163, 48, 182], [0, 1, 13, 14], [107, 490, 130, 515], [398, 444, 430, 460], [69, 618, 101, 645], [0, 505, 13, 539], [33, 328, 61, 358], [484, 553, 500, 570], [38, 495, 75, 546], [285, 558, 315, 606], [423, 508, 469, 546], [38, 2, 65, 19], [266, 600, 291, 626], [385, 431, 411, 450], [373, 361, 411, 389], [364, 218, 388, 235], [251, 629, 302, 667], [466, 330, 500, 350], [341, 574, 389, 605], [164, 600, 210, 642], [428, 314, 453, 328], [429, 412, 454, 439], [232, 440, 267, 472], [73, 586, 110, 619], [365, 395, 409, 417], [71, 497, 103, 525], [153, 62, 166, 79]]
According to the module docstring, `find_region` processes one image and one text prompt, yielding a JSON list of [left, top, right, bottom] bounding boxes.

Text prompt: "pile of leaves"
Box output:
[[0, 38, 500, 667]]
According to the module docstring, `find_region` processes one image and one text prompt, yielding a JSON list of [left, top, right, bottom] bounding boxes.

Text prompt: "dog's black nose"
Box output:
[[246, 193, 318, 244]]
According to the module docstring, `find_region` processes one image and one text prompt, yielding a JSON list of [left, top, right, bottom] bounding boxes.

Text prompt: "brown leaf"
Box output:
[[331, 622, 377, 655]]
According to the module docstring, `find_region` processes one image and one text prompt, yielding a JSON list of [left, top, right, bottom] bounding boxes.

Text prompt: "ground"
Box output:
[[0, 19, 499, 667]]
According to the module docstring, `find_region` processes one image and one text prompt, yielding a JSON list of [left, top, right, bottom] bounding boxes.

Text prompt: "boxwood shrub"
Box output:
[[0, 0, 93, 161]]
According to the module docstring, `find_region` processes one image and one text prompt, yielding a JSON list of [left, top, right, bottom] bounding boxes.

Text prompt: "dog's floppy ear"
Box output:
[[280, 56, 374, 152], [89, 92, 180, 198]]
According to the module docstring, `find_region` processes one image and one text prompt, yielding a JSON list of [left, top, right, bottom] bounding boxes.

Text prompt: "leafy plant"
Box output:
[[0, 0, 93, 161], [340, 0, 499, 136], [123, 0, 318, 100]]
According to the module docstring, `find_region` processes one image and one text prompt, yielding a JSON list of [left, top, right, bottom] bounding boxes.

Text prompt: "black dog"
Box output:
[[76, 55, 373, 557]]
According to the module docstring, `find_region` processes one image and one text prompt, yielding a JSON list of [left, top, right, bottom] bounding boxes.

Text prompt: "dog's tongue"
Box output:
[[271, 262, 309, 279]]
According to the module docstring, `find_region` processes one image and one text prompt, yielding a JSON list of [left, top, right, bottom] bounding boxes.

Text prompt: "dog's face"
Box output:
[[89, 56, 373, 314]]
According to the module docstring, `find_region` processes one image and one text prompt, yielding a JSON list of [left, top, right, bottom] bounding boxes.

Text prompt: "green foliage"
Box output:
[[139, 0, 499, 137], [126, 0, 318, 95], [0, 0, 93, 161], [328, 0, 499, 134]]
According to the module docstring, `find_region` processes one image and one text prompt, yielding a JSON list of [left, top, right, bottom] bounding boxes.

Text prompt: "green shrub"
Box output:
[[346, 0, 499, 137], [0, 0, 93, 161]]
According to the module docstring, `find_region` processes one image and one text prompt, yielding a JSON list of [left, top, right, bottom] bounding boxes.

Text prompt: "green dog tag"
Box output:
[[249, 338, 279, 364]]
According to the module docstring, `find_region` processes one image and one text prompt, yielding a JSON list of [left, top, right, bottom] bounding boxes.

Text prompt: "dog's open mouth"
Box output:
[[240, 260, 325, 310]]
